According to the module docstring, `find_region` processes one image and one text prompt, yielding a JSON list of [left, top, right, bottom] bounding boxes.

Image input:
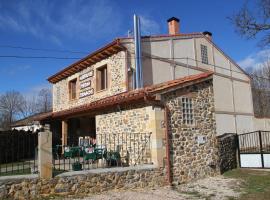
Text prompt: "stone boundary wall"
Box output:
[[217, 133, 238, 174], [0, 165, 166, 200]]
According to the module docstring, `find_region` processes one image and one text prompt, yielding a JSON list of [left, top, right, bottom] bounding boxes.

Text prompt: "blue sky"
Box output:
[[0, 0, 268, 96]]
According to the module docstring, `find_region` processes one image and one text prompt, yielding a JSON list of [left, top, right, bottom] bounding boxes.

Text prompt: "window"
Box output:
[[96, 65, 107, 91], [69, 79, 77, 100], [182, 97, 194, 125], [201, 44, 208, 64]]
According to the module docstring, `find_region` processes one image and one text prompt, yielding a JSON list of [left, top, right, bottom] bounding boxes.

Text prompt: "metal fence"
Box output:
[[53, 132, 152, 173], [0, 130, 38, 176], [238, 131, 270, 168]]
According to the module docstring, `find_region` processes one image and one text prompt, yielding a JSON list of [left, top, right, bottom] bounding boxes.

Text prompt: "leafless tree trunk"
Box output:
[[37, 88, 52, 113], [251, 59, 270, 117], [0, 91, 25, 130]]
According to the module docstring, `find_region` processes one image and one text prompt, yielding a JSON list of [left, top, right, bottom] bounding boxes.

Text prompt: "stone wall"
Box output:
[[217, 133, 238, 174], [96, 106, 156, 165], [0, 166, 166, 200], [162, 80, 220, 185], [53, 51, 127, 112]]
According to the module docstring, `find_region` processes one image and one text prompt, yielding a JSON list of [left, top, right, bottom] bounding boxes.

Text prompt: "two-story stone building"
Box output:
[[41, 17, 255, 184]]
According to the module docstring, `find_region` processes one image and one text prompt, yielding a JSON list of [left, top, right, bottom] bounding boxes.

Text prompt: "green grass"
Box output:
[[224, 169, 270, 200], [0, 168, 31, 176]]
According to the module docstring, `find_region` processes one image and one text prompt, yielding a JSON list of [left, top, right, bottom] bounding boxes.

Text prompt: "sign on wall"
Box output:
[[80, 88, 94, 98], [80, 70, 94, 81]]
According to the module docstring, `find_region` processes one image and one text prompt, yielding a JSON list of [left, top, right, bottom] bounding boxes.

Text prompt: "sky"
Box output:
[[0, 0, 268, 96]]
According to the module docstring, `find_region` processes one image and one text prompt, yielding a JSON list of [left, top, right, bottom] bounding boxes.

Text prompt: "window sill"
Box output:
[[96, 88, 108, 94]]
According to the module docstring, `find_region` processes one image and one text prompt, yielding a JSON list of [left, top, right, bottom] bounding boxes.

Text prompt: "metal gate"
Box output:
[[238, 131, 270, 168]]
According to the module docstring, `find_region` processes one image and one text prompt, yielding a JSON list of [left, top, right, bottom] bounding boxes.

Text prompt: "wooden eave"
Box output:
[[48, 39, 125, 83]]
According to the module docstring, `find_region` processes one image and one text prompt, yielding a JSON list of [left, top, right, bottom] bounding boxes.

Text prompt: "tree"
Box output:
[[229, 0, 270, 46], [251, 59, 270, 117], [37, 88, 52, 113], [0, 90, 25, 129]]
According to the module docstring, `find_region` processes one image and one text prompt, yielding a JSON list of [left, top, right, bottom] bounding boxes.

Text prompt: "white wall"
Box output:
[[253, 117, 270, 131]]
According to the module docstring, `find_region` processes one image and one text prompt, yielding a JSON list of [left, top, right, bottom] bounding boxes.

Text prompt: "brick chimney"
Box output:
[[167, 17, 180, 35], [203, 31, 213, 40]]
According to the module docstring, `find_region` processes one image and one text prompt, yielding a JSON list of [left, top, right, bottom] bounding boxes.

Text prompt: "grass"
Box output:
[[0, 168, 31, 176], [224, 169, 270, 200]]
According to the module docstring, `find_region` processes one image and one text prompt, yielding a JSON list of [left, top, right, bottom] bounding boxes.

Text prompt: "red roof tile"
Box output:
[[40, 72, 213, 120]]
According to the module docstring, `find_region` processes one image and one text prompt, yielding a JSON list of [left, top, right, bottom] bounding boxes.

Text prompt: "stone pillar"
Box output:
[[147, 107, 166, 167], [62, 120, 68, 152], [38, 124, 52, 179]]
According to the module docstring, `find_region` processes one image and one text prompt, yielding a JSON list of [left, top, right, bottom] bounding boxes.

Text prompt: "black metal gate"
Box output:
[[238, 131, 270, 168]]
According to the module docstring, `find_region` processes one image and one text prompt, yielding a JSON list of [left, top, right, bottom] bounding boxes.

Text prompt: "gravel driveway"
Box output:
[[65, 175, 242, 200]]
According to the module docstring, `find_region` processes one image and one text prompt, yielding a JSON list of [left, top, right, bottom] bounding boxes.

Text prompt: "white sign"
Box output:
[[80, 88, 94, 98], [80, 70, 94, 81], [80, 81, 91, 89]]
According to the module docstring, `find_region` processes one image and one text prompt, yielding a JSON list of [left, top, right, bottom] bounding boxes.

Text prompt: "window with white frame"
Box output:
[[201, 44, 208, 64], [181, 97, 194, 125]]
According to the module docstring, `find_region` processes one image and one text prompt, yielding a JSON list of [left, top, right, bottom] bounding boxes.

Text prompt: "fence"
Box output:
[[0, 130, 38, 176], [238, 131, 270, 168], [53, 132, 152, 173]]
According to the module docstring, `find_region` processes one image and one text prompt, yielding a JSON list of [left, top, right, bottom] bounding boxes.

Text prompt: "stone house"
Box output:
[[41, 17, 257, 184]]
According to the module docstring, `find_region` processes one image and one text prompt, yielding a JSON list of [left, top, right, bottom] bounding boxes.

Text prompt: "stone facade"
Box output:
[[217, 133, 238, 173], [53, 51, 127, 112], [162, 80, 220, 185], [96, 106, 166, 166], [0, 166, 166, 200]]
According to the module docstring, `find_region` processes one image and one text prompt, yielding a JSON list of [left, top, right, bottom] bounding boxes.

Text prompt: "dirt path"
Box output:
[[66, 175, 242, 200]]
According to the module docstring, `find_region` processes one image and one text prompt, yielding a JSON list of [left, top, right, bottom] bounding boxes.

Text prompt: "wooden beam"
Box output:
[[61, 120, 68, 153]]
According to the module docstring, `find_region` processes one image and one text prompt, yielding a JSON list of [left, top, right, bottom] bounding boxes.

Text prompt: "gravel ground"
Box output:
[[65, 175, 242, 200]]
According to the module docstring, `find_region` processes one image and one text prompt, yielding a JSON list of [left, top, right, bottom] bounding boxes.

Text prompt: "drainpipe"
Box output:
[[144, 96, 172, 185]]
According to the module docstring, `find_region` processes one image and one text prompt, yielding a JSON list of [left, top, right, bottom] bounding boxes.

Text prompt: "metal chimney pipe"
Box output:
[[133, 14, 143, 88]]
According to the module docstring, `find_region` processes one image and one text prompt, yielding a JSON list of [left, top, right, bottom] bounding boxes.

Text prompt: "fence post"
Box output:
[[38, 124, 52, 179], [235, 134, 241, 168], [258, 131, 265, 168]]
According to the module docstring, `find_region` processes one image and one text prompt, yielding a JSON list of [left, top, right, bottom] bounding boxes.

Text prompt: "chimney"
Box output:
[[167, 17, 180, 35], [203, 31, 212, 40]]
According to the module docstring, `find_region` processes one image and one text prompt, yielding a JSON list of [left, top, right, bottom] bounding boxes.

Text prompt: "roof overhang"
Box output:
[[40, 72, 213, 120], [47, 39, 126, 84]]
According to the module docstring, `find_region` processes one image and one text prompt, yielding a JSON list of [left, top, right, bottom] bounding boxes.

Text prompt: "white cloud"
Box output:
[[0, 0, 123, 45], [238, 49, 270, 72], [140, 15, 161, 35]]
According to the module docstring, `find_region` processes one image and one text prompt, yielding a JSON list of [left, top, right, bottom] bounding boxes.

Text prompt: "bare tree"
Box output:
[[229, 0, 270, 46], [251, 59, 270, 117], [37, 88, 52, 113], [0, 91, 25, 129], [19, 96, 38, 118]]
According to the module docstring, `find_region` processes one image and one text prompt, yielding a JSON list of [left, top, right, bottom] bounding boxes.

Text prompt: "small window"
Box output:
[[182, 97, 194, 125], [96, 65, 107, 91], [69, 79, 77, 100], [201, 44, 208, 64]]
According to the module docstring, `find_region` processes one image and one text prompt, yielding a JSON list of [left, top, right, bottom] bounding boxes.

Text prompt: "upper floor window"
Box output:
[[201, 44, 208, 64], [182, 97, 194, 125], [69, 78, 77, 100], [96, 65, 107, 91]]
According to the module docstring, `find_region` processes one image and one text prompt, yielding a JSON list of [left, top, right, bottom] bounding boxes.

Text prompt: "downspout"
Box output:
[[144, 95, 172, 185]]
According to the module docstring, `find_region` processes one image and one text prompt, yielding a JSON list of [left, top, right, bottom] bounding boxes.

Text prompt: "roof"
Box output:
[[11, 111, 52, 127], [42, 72, 213, 119], [48, 39, 125, 84]]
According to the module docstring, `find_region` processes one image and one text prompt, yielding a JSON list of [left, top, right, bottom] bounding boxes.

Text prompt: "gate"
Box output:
[[238, 131, 270, 168]]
